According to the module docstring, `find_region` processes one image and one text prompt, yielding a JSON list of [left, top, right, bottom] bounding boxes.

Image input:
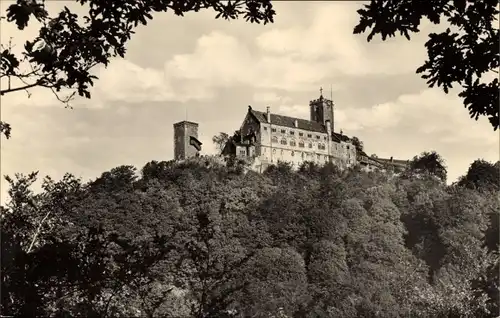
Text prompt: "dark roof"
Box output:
[[332, 132, 350, 142], [376, 157, 409, 168], [173, 120, 199, 127], [249, 109, 327, 134]]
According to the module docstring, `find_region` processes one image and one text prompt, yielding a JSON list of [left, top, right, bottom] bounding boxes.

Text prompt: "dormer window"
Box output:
[[281, 129, 286, 134]]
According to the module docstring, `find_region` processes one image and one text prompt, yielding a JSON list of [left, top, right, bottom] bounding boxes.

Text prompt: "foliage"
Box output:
[[354, 0, 500, 130], [457, 159, 500, 191], [0, 0, 276, 138], [350, 136, 364, 152], [212, 132, 230, 153], [1, 155, 498, 317], [405, 150, 447, 183]]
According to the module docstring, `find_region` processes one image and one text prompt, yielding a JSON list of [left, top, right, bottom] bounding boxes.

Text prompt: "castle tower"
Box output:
[[173, 121, 202, 160], [309, 87, 335, 131]]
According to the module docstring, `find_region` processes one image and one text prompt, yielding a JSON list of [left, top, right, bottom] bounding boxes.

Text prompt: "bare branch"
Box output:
[[27, 210, 51, 253], [0, 81, 40, 95]]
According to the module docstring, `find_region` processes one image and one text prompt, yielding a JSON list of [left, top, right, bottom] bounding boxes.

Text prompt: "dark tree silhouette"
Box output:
[[408, 151, 447, 182], [351, 136, 364, 152], [354, 0, 499, 130], [457, 159, 500, 191], [0, 0, 276, 138]]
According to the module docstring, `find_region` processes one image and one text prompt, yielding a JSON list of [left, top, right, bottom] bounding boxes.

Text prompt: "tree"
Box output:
[[354, 0, 499, 130], [457, 159, 500, 191], [212, 132, 230, 153], [351, 136, 364, 152], [0, 0, 276, 139], [406, 151, 447, 183]]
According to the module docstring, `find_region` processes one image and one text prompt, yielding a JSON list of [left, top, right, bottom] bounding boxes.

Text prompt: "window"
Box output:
[[307, 134, 312, 138], [318, 143, 326, 150], [239, 150, 246, 156], [308, 143, 313, 148], [298, 141, 304, 148], [316, 135, 321, 139], [317, 154, 321, 160], [280, 139, 287, 145], [324, 136, 327, 140], [272, 128, 277, 132], [271, 136, 278, 143], [299, 132, 304, 137], [281, 129, 286, 134], [263, 127, 268, 131], [291, 151, 295, 157], [290, 139, 296, 147], [273, 149, 276, 153], [347, 145, 350, 150], [301, 152, 305, 159]]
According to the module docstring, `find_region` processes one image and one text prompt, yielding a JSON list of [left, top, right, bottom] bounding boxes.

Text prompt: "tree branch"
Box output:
[[0, 81, 40, 95], [27, 210, 51, 253]]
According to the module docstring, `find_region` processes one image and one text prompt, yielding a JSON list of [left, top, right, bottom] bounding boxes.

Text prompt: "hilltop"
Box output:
[[1, 156, 498, 317]]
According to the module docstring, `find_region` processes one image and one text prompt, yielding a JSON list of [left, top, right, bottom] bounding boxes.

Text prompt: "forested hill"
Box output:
[[1, 156, 499, 317]]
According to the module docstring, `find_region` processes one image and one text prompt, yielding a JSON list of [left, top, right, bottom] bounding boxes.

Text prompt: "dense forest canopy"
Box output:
[[1, 155, 498, 317]]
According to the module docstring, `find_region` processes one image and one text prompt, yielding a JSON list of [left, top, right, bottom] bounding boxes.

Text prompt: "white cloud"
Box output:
[[164, 31, 334, 92], [338, 88, 497, 145], [255, 2, 430, 77]]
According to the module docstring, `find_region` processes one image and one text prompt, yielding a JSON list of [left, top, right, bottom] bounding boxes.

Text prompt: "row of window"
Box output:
[[272, 136, 328, 150], [264, 126, 327, 141], [267, 148, 329, 161]]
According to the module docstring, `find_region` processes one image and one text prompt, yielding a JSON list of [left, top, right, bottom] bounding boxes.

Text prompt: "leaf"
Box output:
[[6, 3, 31, 30]]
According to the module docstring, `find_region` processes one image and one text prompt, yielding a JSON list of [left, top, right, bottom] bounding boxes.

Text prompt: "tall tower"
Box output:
[[173, 121, 202, 160], [309, 87, 335, 131]]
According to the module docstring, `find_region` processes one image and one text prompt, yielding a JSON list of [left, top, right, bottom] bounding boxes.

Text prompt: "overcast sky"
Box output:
[[1, 1, 498, 202]]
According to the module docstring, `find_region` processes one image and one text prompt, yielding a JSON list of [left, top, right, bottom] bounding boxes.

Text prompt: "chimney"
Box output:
[[294, 119, 298, 128], [266, 106, 271, 123], [325, 120, 331, 136], [390, 156, 393, 162]]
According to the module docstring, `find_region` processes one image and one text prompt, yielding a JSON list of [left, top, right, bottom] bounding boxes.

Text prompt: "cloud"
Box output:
[[164, 31, 335, 92], [338, 88, 497, 144], [255, 2, 430, 77]]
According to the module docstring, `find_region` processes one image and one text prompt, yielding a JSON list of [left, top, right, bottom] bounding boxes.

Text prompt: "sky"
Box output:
[[1, 1, 498, 202]]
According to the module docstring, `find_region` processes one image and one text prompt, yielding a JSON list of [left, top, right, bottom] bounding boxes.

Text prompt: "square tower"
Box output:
[[309, 91, 334, 130], [173, 121, 202, 160]]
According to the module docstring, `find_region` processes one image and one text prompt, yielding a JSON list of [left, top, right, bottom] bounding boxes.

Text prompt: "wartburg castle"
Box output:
[[172, 90, 409, 173]]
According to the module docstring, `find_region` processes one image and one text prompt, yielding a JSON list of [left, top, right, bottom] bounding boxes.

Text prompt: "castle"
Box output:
[[173, 90, 409, 173]]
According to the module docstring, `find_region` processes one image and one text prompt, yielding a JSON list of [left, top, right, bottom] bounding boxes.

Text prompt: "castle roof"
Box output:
[[249, 109, 326, 133], [248, 108, 351, 143]]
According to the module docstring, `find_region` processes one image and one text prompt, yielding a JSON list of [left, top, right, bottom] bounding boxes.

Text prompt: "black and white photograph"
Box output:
[[1, 0, 499, 317]]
